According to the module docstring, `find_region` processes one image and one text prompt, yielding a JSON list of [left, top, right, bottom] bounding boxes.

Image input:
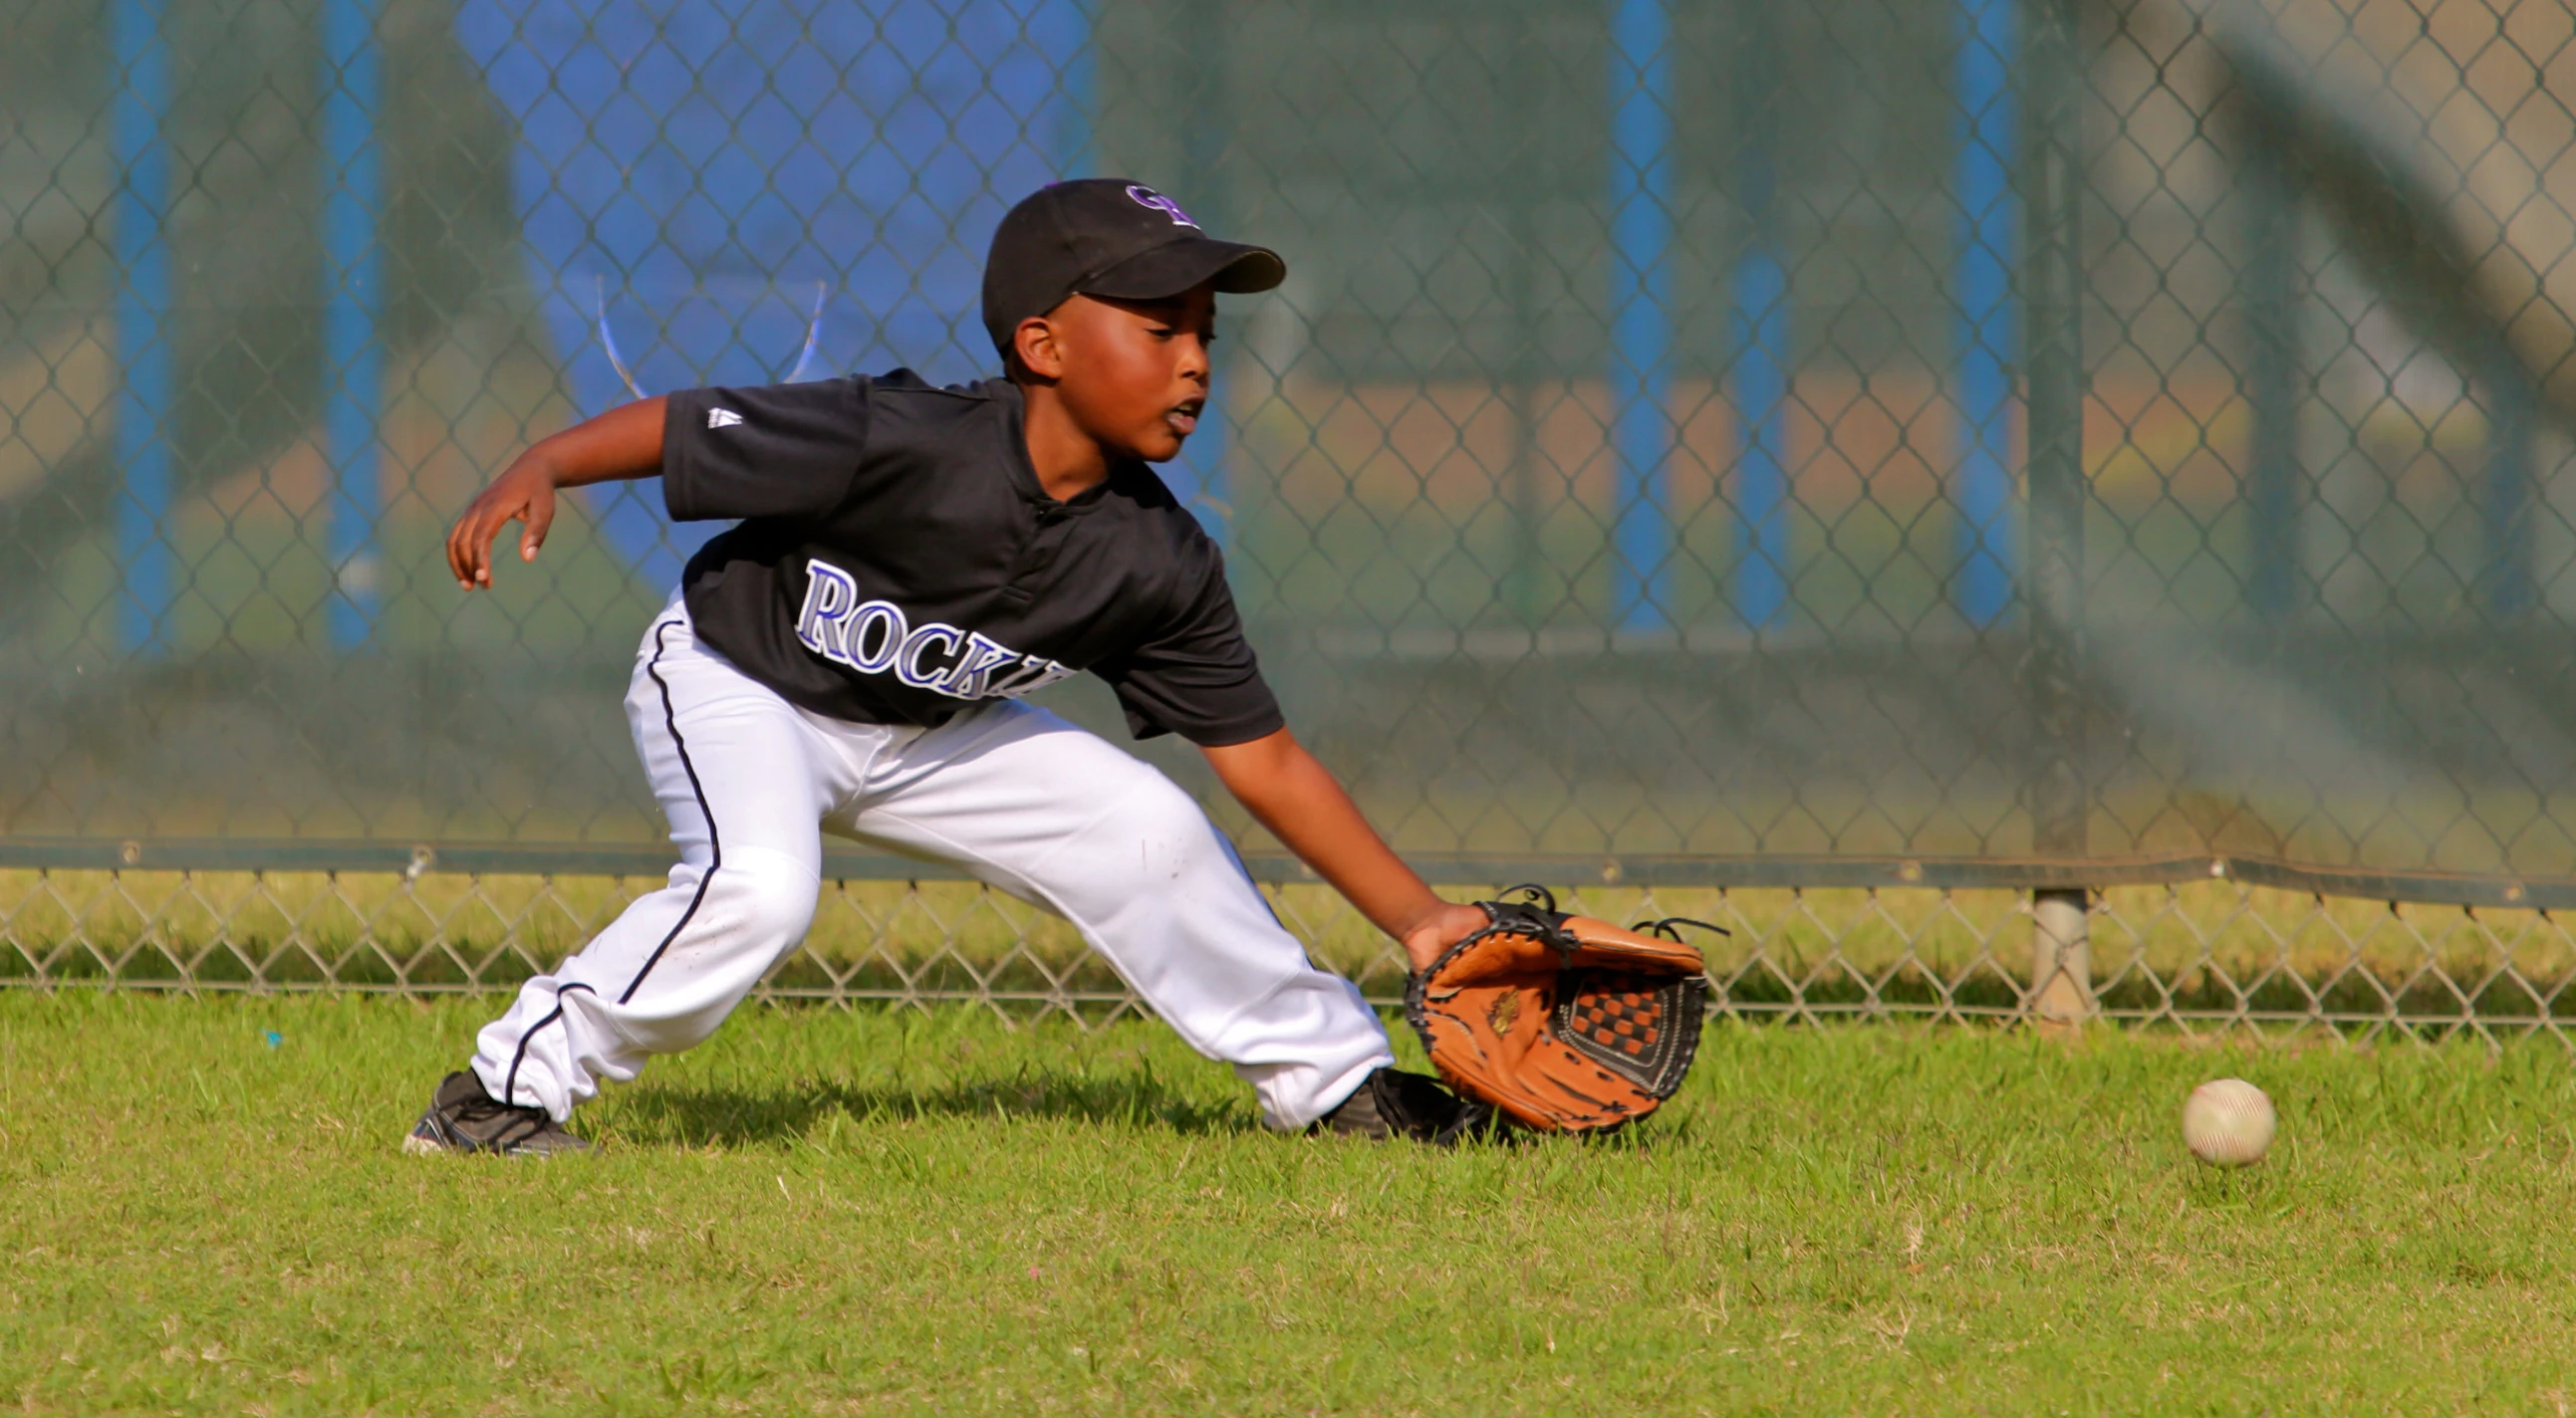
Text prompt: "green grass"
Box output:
[[4, 996, 2575, 1414]]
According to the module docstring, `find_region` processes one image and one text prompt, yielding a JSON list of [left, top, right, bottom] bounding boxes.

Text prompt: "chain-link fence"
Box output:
[[5, 0, 2574, 1031], [10, 870, 2576, 1045]]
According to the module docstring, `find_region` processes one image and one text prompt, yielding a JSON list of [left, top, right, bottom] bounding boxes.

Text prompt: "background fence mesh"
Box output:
[[11, 872, 2576, 1044], [6, 0, 2575, 1028]]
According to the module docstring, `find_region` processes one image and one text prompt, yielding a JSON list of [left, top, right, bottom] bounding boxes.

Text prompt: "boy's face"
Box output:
[[1016, 285, 1217, 463]]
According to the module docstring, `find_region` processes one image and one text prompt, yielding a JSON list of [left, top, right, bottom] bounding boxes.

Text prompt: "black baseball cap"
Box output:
[[981, 178, 1287, 356]]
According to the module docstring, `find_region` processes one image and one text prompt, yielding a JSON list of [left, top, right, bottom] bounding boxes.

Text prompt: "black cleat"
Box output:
[[403, 1070, 591, 1157], [1311, 1067, 1493, 1145]]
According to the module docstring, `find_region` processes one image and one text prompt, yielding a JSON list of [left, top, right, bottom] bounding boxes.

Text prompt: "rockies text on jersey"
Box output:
[[662, 370, 1285, 747]]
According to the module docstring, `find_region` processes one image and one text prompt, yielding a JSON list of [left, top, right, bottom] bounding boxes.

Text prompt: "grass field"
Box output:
[[5, 996, 2575, 1414]]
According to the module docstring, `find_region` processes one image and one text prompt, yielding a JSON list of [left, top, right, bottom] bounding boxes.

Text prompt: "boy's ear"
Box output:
[[1012, 315, 1065, 381]]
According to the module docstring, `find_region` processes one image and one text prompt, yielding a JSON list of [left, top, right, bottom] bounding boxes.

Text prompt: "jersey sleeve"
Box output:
[[661, 377, 871, 522], [1098, 549, 1286, 747]]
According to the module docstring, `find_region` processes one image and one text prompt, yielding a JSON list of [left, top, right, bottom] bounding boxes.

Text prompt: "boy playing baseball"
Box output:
[[407, 179, 1486, 1154]]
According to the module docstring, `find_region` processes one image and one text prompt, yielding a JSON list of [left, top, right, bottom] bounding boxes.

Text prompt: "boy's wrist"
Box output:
[[1389, 895, 1448, 939], [496, 452, 556, 493], [1396, 899, 1489, 974], [531, 449, 585, 490]]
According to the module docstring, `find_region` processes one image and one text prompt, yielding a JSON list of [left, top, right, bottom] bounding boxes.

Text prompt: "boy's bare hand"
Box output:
[[1399, 900, 1489, 974], [446, 460, 557, 590], [443, 397, 668, 591]]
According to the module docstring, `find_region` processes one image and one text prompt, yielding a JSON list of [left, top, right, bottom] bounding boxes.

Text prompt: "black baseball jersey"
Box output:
[[659, 370, 1285, 747]]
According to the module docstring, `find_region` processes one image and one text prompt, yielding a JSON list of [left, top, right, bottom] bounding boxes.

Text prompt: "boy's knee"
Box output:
[[1107, 775, 1231, 877], [1130, 770, 1205, 827], [702, 847, 822, 945]]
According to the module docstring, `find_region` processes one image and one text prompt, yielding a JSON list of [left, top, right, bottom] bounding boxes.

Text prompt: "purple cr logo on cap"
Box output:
[[1126, 185, 1198, 229]]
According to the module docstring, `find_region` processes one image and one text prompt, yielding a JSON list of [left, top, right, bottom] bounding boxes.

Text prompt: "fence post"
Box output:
[[321, 0, 385, 649], [1729, 0, 1791, 633], [1040, 0, 1094, 180], [1608, 0, 1674, 634], [1951, 0, 2018, 628], [1504, 13, 1548, 628], [2243, 142, 2301, 621], [2480, 368, 2536, 619], [2022, 0, 2091, 1030], [1172, 1, 1234, 549], [111, 0, 173, 657]]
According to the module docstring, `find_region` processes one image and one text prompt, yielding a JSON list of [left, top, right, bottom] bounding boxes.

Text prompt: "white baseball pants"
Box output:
[[469, 600, 1393, 1130]]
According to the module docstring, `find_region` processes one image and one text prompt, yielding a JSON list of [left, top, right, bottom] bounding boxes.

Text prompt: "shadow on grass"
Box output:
[[604, 1067, 1262, 1147], [605, 1075, 1700, 1154]]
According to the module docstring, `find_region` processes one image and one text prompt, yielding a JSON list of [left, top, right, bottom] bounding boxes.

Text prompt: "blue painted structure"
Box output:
[[321, 0, 385, 648], [111, 0, 173, 655], [1951, 0, 2018, 626], [456, 0, 1093, 591], [1608, 0, 1674, 633]]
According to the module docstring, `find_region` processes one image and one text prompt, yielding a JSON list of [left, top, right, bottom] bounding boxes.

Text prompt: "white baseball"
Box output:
[[2182, 1077, 2276, 1167]]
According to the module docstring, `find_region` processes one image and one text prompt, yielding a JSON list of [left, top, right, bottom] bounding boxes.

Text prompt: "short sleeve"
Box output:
[[1098, 552, 1286, 747], [662, 377, 871, 522]]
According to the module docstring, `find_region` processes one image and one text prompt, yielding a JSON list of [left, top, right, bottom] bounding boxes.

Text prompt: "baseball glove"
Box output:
[[1404, 885, 1717, 1134]]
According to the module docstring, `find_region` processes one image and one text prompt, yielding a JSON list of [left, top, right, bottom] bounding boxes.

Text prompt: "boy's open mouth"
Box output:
[[1166, 400, 1202, 436]]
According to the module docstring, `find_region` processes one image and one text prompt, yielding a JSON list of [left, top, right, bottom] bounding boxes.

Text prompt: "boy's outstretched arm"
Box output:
[[1201, 729, 1486, 972], [447, 396, 667, 590]]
